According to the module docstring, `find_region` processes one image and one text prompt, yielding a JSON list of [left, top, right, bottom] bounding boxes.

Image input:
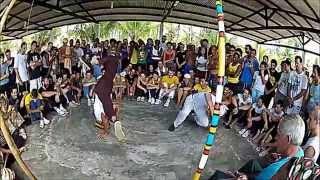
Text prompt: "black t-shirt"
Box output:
[[176, 51, 186, 65], [126, 74, 137, 85], [27, 51, 42, 79], [7, 58, 16, 87], [38, 84, 55, 93], [265, 70, 281, 96]]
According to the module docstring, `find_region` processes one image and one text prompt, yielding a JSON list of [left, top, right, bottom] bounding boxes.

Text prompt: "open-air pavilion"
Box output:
[[0, 0, 319, 180]]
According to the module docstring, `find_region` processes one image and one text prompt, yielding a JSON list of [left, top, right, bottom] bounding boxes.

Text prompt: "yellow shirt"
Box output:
[[130, 49, 138, 65], [193, 84, 211, 93], [161, 75, 179, 88], [227, 63, 240, 84], [24, 93, 43, 109]]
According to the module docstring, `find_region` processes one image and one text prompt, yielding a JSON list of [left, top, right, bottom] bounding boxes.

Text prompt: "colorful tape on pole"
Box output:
[[192, 0, 225, 179]]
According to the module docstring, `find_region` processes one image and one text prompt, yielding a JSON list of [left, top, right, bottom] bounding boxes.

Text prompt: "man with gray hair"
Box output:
[[210, 114, 305, 180]]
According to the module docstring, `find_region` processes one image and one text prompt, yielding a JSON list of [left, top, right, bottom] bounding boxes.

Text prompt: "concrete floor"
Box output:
[[20, 100, 257, 180]]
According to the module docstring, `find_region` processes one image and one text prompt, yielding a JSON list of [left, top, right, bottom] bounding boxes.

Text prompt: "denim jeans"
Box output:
[[252, 89, 264, 103]]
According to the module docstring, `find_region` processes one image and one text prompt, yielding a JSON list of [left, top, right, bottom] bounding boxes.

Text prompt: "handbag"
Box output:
[[1, 153, 15, 180]]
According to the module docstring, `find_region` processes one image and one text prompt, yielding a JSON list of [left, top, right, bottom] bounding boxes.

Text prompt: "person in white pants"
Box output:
[[168, 92, 216, 131], [155, 70, 179, 107]]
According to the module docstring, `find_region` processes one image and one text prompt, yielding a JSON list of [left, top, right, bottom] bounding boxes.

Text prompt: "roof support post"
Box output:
[[159, 22, 164, 40]]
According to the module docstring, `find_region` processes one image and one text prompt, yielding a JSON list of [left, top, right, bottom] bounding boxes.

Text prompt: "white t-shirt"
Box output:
[[303, 136, 320, 162], [252, 103, 265, 114], [288, 71, 308, 105], [253, 71, 269, 92], [74, 47, 84, 59], [14, 53, 29, 82], [278, 71, 291, 96], [237, 93, 252, 106], [269, 108, 284, 120], [196, 56, 208, 72]]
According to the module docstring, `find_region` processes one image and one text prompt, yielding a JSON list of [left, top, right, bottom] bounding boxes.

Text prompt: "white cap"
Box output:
[[184, 74, 191, 79]]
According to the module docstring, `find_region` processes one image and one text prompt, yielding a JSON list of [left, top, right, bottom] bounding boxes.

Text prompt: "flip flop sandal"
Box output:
[[114, 121, 126, 142]]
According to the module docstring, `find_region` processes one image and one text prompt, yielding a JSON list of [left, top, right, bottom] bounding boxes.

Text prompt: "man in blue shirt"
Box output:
[[209, 114, 305, 180], [240, 46, 259, 88]]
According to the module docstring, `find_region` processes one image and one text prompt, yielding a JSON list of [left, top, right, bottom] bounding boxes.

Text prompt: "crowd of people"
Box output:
[[0, 34, 319, 178]]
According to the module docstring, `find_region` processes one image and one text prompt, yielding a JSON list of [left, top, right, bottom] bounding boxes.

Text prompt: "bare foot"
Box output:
[[97, 129, 109, 140]]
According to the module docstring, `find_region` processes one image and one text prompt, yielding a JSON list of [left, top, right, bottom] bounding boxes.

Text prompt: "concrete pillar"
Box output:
[[159, 22, 164, 40]]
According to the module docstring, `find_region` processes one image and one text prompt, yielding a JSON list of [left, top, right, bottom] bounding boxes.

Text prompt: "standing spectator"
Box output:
[[264, 59, 280, 107], [251, 62, 269, 103], [129, 41, 138, 69], [4, 49, 16, 89], [41, 42, 53, 76], [137, 43, 147, 71], [73, 39, 84, 73], [184, 44, 196, 75], [162, 42, 176, 71], [120, 40, 129, 70], [152, 40, 161, 67], [59, 38, 73, 73], [159, 35, 167, 56], [195, 47, 208, 79], [0, 53, 10, 95], [145, 38, 154, 68], [208, 45, 218, 88], [307, 65, 320, 113], [175, 43, 186, 72], [226, 52, 241, 94], [274, 60, 291, 109], [287, 56, 308, 115], [303, 106, 320, 162], [27, 41, 42, 91], [240, 45, 259, 88], [14, 42, 29, 92], [156, 70, 179, 107]]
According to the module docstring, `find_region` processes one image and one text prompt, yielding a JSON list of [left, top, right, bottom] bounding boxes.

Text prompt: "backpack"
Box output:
[[288, 157, 320, 180]]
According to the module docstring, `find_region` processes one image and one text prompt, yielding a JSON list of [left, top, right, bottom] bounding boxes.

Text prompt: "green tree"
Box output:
[[116, 21, 157, 41], [25, 28, 61, 48]]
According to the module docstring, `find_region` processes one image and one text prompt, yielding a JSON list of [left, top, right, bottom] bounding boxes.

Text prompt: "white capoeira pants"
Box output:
[[93, 94, 104, 123], [29, 77, 42, 91], [173, 94, 209, 128], [158, 88, 175, 99]]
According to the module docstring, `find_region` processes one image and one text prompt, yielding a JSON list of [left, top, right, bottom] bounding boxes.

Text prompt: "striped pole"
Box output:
[[192, 0, 225, 179]]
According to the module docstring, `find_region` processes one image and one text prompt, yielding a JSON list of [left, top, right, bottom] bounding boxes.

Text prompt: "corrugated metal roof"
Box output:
[[2, 0, 319, 44]]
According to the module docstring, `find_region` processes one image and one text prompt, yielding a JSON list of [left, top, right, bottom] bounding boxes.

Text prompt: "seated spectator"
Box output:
[[155, 61, 167, 77], [82, 71, 96, 106], [176, 73, 193, 107], [39, 77, 68, 116], [136, 72, 148, 102], [224, 88, 252, 129], [8, 88, 28, 118], [239, 97, 267, 139], [252, 62, 268, 103], [91, 55, 102, 80], [112, 72, 126, 101], [70, 72, 82, 105], [255, 100, 285, 155], [303, 106, 319, 162], [25, 89, 50, 128], [125, 69, 137, 100], [147, 72, 160, 104], [0, 96, 27, 166], [210, 114, 305, 180], [193, 78, 211, 93], [156, 70, 179, 107]]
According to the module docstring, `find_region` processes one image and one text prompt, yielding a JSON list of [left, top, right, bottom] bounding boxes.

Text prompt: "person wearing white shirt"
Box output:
[[303, 106, 320, 162], [168, 92, 215, 131], [14, 42, 29, 92], [287, 56, 308, 115], [252, 62, 269, 103]]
